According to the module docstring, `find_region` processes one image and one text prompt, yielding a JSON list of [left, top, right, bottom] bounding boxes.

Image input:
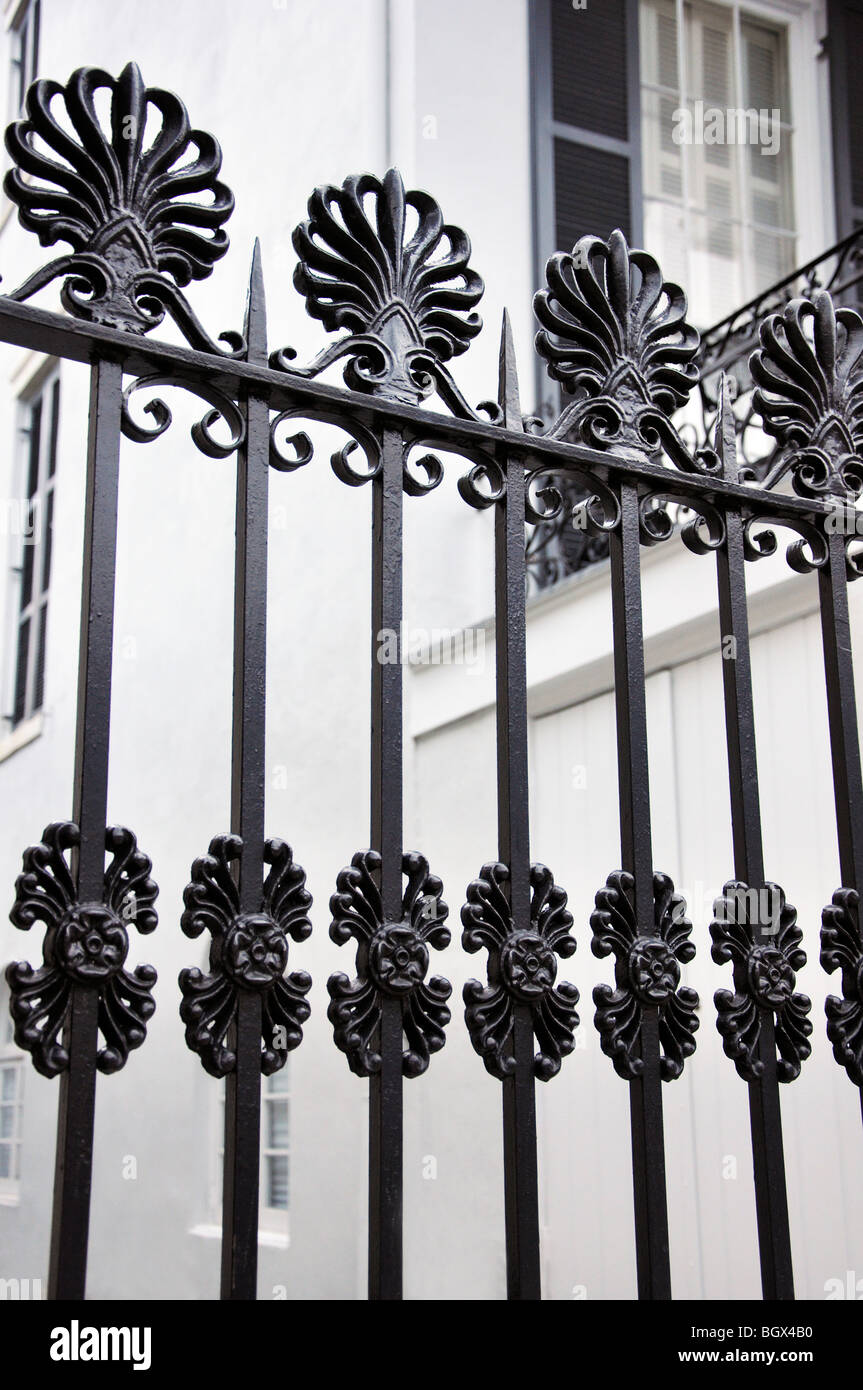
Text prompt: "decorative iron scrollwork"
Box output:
[[179, 834, 312, 1078], [534, 230, 716, 474], [821, 886, 863, 1086], [6, 822, 158, 1077], [637, 488, 726, 555], [739, 511, 830, 575], [4, 62, 242, 353], [590, 869, 699, 1081], [327, 848, 451, 1077], [461, 861, 578, 1081], [290, 167, 483, 404], [121, 373, 246, 458], [750, 291, 863, 500], [710, 880, 812, 1082]]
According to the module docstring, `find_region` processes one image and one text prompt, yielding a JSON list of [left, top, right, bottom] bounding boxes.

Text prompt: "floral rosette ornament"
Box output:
[[6, 821, 158, 1077], [461, 861, 579, 1080], [179, 833, 312, 1078], [710, 879, 812, 1082], [821, 886, 863, 1086], [327, 848, 452, 1077], [590, 869, 699, 1081]]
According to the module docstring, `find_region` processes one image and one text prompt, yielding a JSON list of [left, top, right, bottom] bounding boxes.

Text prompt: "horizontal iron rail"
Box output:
[[0, 297, 840, 531]]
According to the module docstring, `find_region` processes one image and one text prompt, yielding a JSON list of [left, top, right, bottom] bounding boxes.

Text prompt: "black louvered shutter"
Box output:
[[531, 0, 642, 274], [827, 0, 863, 242]]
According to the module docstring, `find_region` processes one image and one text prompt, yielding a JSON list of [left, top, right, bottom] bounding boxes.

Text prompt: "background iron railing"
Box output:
[[527, 227, 863, 592]]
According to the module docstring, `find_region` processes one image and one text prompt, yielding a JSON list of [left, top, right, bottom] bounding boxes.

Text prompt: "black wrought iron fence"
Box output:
[[3, 62, 863, 1302]]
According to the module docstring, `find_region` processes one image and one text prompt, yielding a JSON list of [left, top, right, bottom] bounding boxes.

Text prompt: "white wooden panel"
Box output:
[[531, 611, 863, 1300]]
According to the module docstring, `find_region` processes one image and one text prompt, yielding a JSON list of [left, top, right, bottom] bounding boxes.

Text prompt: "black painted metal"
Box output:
[[609, 481, 671, 1300], [496, 315, 541, 1300], [55, 357, 123, 1300], [820, 533, 863, 1106], [369, 425, 406, 1300], [5, 61, 863, 1304], [710, 381, 796, 1301], [221, 241, 269, 1301]]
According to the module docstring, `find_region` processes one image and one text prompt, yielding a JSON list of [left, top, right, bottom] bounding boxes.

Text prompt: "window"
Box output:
[[640, 0, 796, 324], [211, 1065, 291, 1236], [261, 1067, 290, 1215], [8, 0, 39, 116], [0, 997, 24, 1203], [8, 371, 59, 729], [531, 1, 801, 343]]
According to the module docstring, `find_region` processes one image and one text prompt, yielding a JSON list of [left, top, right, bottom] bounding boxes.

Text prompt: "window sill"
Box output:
[[0, 1190, 21, 1207], [188, 1222, 289, 1251], [0, 711, 43, 764]]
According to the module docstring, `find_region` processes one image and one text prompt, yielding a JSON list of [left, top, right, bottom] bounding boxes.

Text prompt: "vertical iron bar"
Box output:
[[496, 312, 540, 1299], [819, 532, 863, 898], [221, 241, 268, 1300], [818, 528, 863, 1126], [369, 424, 404, 1300], [48, 355, 123, 1300], [714, 385, 794, 1299], [608, 478, 672, 1300]]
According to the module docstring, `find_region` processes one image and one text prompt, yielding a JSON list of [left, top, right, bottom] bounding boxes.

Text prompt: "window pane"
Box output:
[[748, 138, 794, 231], [743, 20, 789, 118], [47, 379, 59, 478], [643, 198, 688, 288], [19, 519, 35, 610], [26, 398, 41, 499], [13, 619, 30, 725], [640, 0, 678, 91], [0, 1144, 10, 1179], [267, 1099, 289, 1149], [266, 1155, 289, 1210], [16, 25, 27, 109], [0, 1107, 14, 1140], [1, 1067, 17, 1102], [33, 603, 47, 711], [641, 0, 795, 320], [267, 1066, 289, 1095], [752, 228, 795, 288], [41, 490, 53, 593], [29, 0, 40, 85], [687, 209, 745, 323]]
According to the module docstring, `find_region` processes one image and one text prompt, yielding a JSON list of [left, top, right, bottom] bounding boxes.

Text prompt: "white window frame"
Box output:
[[0, 986, 24, 1205], [194, 1062, 292, 1249], [4, 363, 59, 732], [6, 0, 39, 119], [639, 0, 832, 322]]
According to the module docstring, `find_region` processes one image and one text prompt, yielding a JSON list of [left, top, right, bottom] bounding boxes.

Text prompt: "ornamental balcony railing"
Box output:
[[526, 227, 863, 592]]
